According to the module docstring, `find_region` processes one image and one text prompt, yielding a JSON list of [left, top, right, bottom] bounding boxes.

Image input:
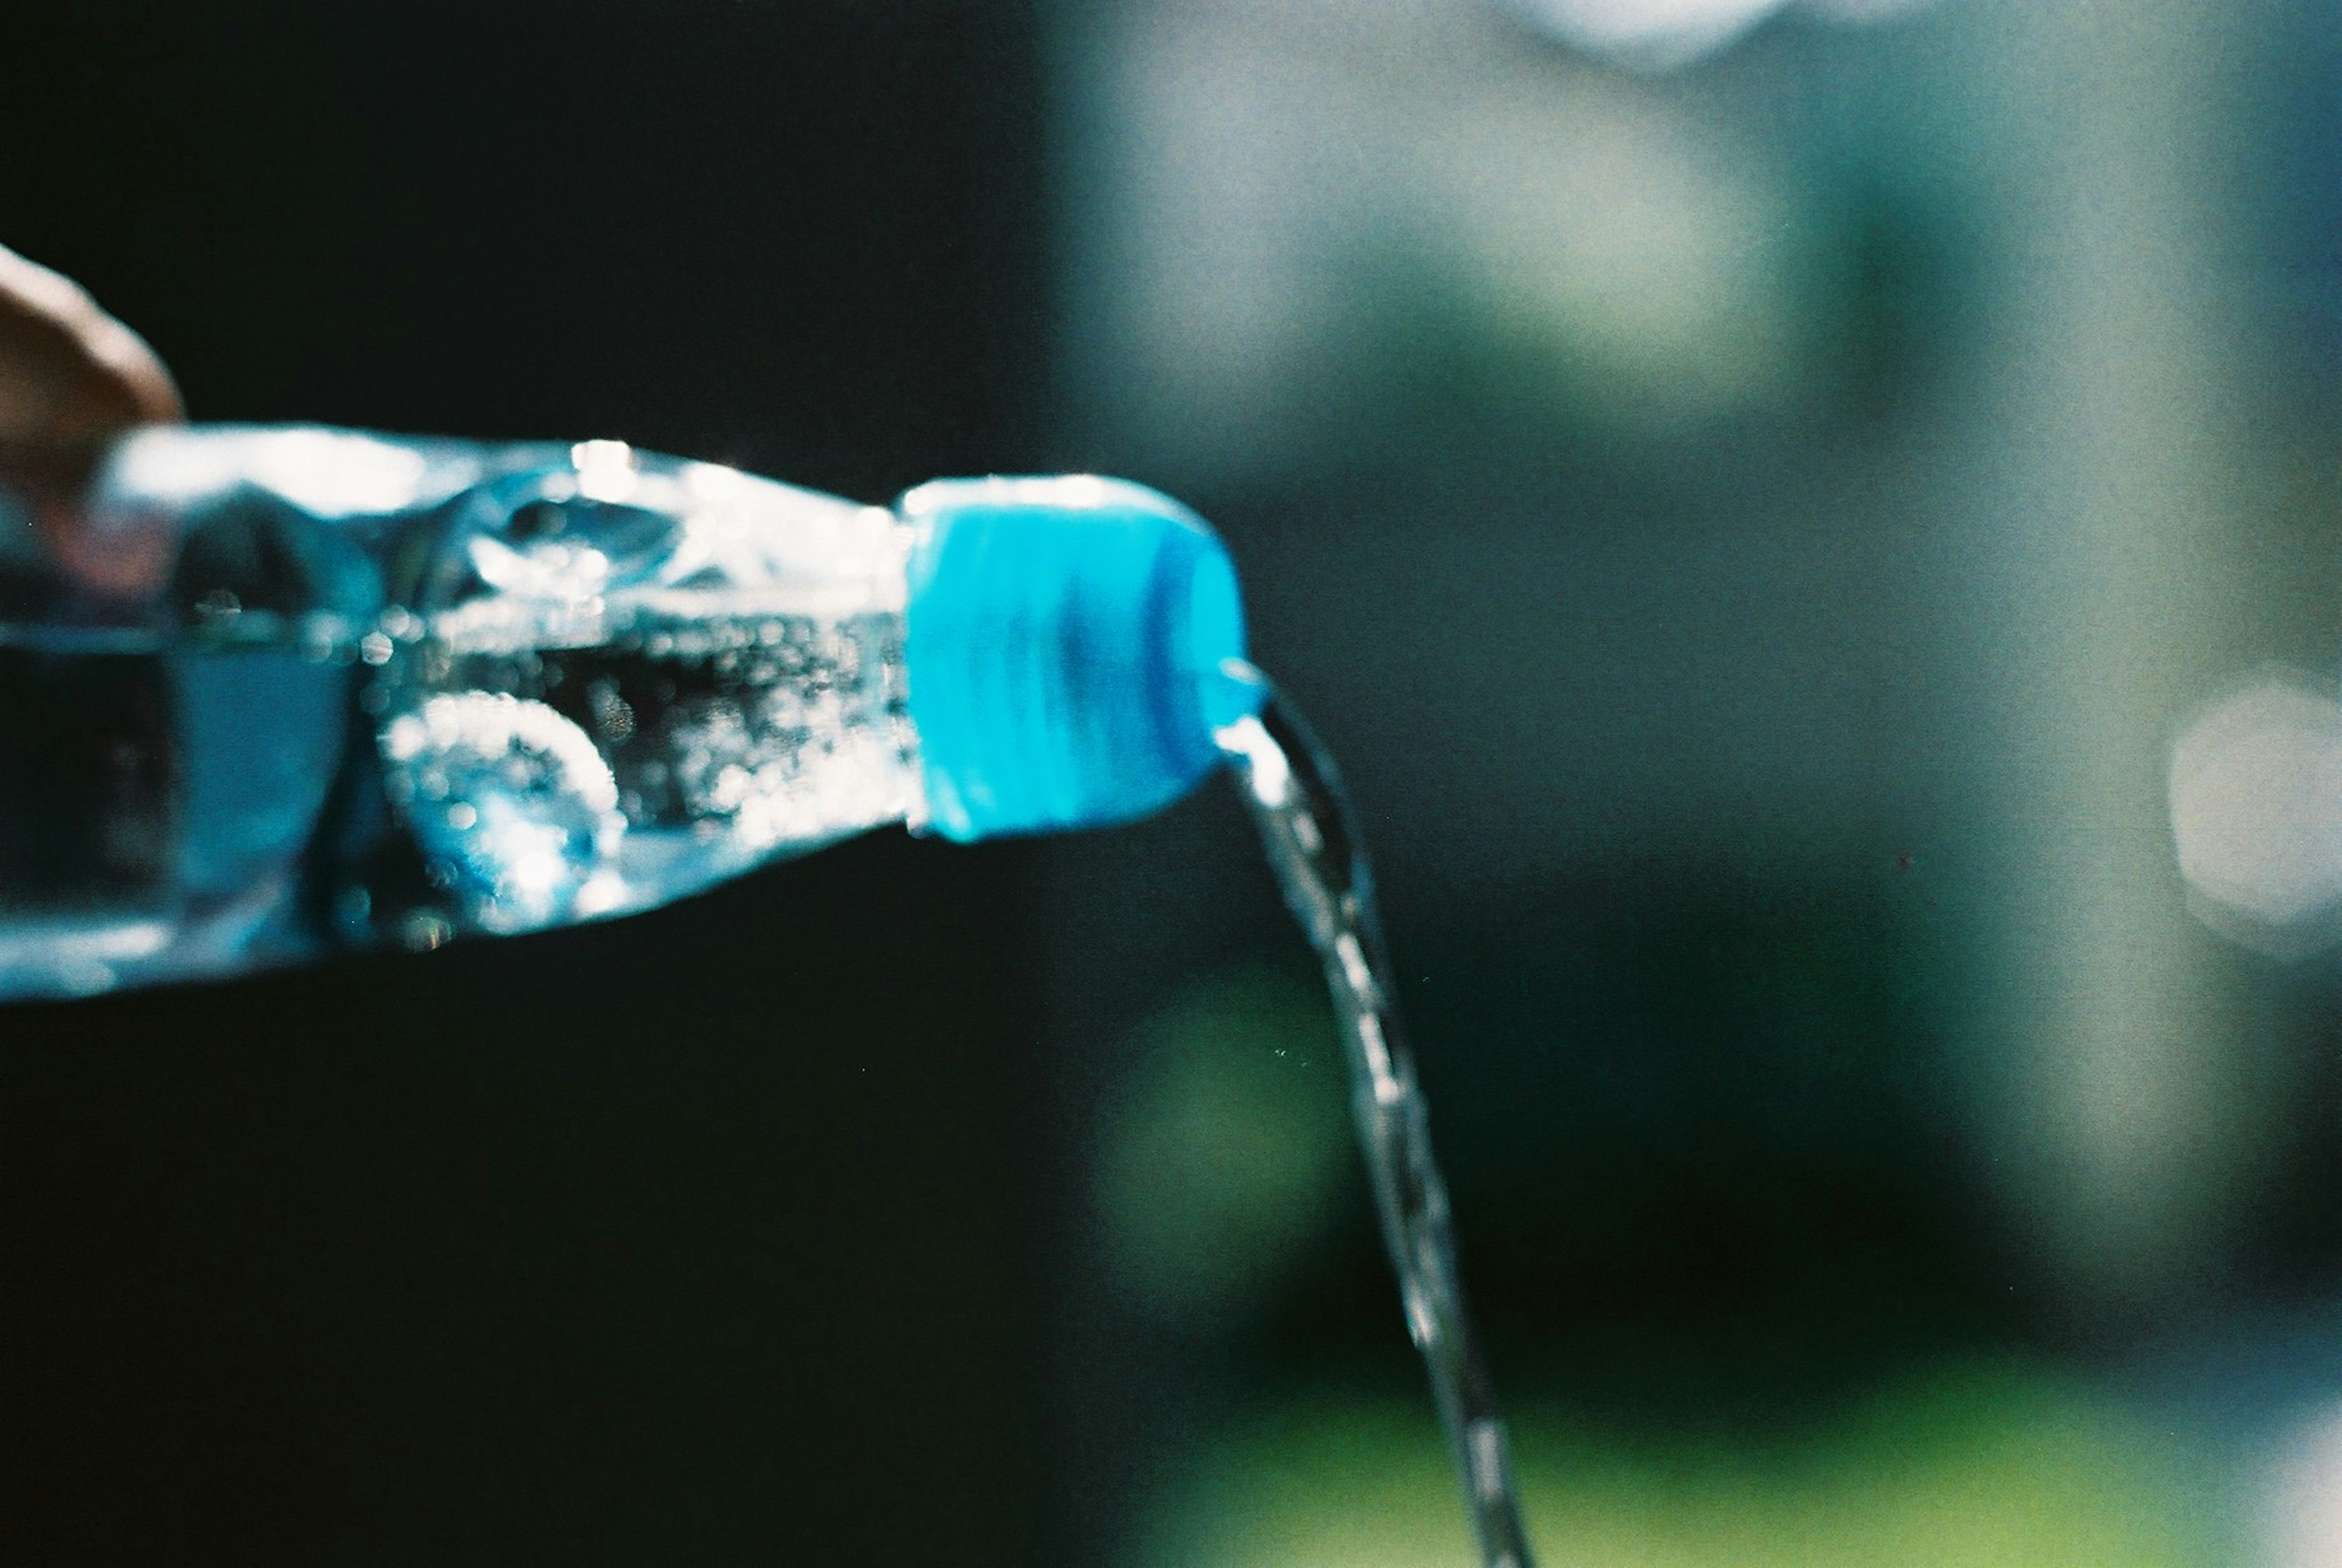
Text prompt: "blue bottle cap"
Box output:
[[900, 475, 1262, 842]]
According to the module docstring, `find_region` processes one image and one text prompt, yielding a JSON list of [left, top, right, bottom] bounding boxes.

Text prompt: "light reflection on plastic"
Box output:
[[105, 426, 432, 517], [0, 917, 173, 995], [571, 439, 639, 504]]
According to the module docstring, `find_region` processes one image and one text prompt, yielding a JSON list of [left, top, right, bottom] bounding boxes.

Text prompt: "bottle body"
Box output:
[[0, 427, 923, 997]]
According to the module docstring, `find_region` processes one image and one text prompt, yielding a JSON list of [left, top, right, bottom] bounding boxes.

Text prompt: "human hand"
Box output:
[[0, 243, 183, 593], [0, 243, 180, 445]]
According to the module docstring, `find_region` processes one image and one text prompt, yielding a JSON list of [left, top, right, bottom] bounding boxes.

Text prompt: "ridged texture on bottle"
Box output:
[[899, 476, 1258, 842]]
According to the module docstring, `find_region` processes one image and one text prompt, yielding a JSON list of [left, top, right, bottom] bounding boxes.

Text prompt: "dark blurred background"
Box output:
[[3, 1, 2341, 1564], [0, 4, 1052, 1563]]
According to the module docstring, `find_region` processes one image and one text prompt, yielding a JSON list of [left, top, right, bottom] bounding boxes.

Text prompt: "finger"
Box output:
[[0, 242, 183, 445]]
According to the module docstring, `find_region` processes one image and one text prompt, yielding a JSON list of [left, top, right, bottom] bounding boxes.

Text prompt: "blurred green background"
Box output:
[[1034, 3, 2342, 1566]]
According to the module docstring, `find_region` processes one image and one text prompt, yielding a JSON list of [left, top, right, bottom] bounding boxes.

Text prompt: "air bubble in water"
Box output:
[[378, 691, 623, 932]]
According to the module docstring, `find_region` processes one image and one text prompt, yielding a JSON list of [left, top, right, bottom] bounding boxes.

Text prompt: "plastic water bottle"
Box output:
[[0, 424, 1544, 1568], [0, 424, 1258, 998]]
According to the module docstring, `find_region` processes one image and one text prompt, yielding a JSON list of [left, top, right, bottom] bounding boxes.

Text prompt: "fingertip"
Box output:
[[0, 241, 184, 440]]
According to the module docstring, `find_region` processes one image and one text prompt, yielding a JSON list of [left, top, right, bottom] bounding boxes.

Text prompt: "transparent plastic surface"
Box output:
[[0, 426, 919, 998]]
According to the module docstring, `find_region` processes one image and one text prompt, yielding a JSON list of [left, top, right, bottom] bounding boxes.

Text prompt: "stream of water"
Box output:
[[1219, 679, 1536, 1568]]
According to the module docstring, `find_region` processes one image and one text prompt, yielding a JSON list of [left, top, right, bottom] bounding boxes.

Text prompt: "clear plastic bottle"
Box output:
[[0, 425, 1258, 998]]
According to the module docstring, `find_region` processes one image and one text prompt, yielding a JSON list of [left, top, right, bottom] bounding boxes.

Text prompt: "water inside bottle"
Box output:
[[0, 606, 915, 993], [370, 603, 915, 940], [1219, 681, 1537, 1568], [0, 439, 922, 994]]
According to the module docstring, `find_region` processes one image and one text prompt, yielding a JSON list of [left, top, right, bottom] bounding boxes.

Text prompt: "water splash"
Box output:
[[1218, 674, 1536, 1568]]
